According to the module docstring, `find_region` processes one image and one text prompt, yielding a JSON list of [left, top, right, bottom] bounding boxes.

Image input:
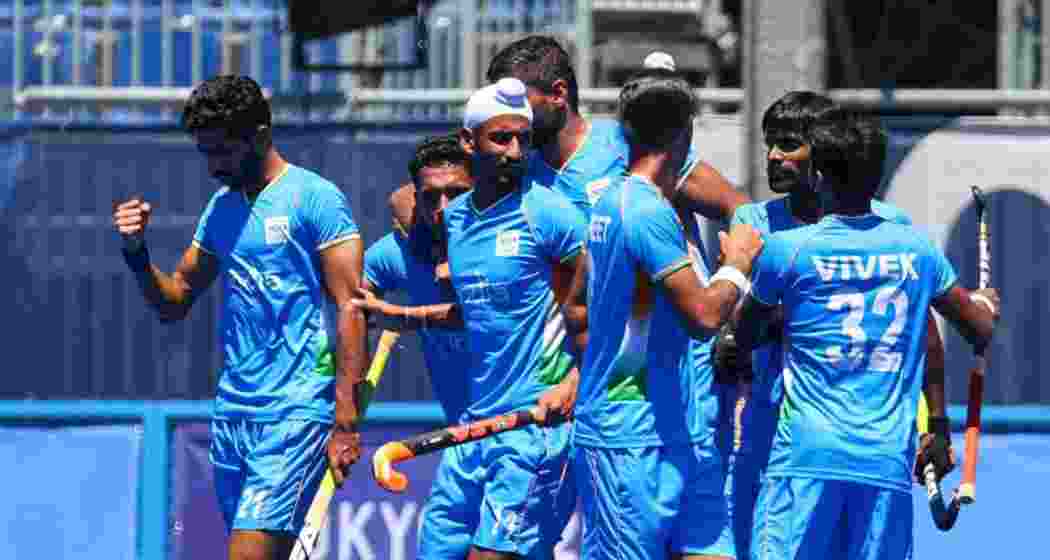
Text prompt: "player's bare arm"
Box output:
[[662, 223, 763, 338], [673, 160, 751, 222], [560, 250, 589, 351], [915, 311, 956, 483], [932, 284, 1000, 353], [352, 287, 465, 330], [320, 238, 367, 487], [923, 312, 948, 419], [114, 198, 219, 322], [536, 251, 588, 424]]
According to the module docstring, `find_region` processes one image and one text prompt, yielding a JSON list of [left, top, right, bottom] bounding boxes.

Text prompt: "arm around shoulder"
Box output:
[[674, 161, 751, 222]]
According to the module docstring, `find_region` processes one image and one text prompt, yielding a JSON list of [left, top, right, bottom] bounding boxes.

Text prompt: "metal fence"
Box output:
[[1, 0, 586, 121]]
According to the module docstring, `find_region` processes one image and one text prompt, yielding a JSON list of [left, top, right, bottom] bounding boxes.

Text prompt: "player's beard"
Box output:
[[531, 104, 567, 148], [215, 152, 265, 192], [767, 160, 803, 194], [475, 151, 525, 188]]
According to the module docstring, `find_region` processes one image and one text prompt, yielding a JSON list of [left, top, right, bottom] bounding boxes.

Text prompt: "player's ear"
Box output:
[[252, 125, 272, 153], [551, 79, 570, 108], [459, 128, 476, 155]]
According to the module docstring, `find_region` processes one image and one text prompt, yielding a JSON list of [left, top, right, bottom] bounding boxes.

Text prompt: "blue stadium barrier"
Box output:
[[0, 400, 445, 560], [0, 400, 1047, 559]]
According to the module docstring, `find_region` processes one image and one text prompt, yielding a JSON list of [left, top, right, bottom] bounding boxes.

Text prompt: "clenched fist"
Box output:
[[113, 198, 152, 252]]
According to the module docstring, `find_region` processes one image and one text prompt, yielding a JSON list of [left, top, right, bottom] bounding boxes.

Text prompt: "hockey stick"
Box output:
[[290, 330, 402, 560], [925, 185, 989, 531], [373, 407, 558, 493]]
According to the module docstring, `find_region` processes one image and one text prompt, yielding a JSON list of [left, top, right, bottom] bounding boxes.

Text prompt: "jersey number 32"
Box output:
[[825, 286, 909, 373]]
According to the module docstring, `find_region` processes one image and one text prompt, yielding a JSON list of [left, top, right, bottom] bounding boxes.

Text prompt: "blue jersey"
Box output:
[[525, 117, 701, 220], [364, 231, 470, 422], [749, 213, 957, 492], [193, 165, 360, 423], [731, 198, 912, 412], [576, 175, 719, 448], [443, 181, 586, 420]]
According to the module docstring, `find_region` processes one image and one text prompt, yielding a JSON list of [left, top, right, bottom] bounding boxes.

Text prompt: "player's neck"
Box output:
[[628, 152, 678, 200], [787, 188, 823, 224], [541, 112, 588, 171], [244, 150, 288, 201], [826, 198, 873, 217]]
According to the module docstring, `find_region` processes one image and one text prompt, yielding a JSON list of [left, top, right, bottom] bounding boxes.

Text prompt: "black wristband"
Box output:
[[121, 244, 151, 273], [928, 416, 951, 441]]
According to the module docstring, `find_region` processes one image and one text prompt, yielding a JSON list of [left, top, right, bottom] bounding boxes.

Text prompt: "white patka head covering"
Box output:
[[462, 77, 533, 131], [643, 51, 676, 72]]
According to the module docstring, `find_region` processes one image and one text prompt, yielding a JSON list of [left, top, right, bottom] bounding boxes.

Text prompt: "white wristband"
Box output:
[[711, 265, 751, 297], [970, 293, 997, 315]]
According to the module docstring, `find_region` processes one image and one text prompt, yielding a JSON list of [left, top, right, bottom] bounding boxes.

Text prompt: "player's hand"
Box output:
[[713, 324, 751, 384], [914, 431, 955, 484], [113, 197, 152, 252], [351, 288, 405, 328], [327, 426, 362, 487], [434, 261, 451, 281], [535, 367, 578, 425], [718, 223, 763, 277], [970, 288, 1001, 322]]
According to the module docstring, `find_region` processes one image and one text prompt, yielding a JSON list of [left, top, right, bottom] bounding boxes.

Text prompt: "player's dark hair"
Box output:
[[181, 75, 271, 137], [761, 91, 837, 145], [408, 133, 470, 185], [810, 108, 885, 203], [853, 114, 889, 197], [486, 35, 579, 112], [618, 68, 697, 149]]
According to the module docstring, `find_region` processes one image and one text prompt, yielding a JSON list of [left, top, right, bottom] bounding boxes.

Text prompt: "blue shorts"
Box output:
[[576, 442, 735, 560], [210, 418, 329, 534], [417, 422, 575, 559], [752, 477, 912, 560]]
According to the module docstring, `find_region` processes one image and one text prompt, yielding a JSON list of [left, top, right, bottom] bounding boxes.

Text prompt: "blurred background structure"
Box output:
[[1, 2, 1048, 559]]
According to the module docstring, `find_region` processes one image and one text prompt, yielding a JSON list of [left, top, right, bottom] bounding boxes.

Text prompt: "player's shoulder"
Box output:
[[364, 232, 410, 286], [586, 117, 630, 151], [871, 199, 912, 225], [588, 117, 622, 137], [200, 185, 239, 217], [619, 177, 674, 221], [523, 180, 579, 214], [288, 165, 342, 196], [207, 185, 236, 204], [732, 199, 773, 225], [365, 232, 404, 261], [443, 187, 472, 216], [766, 220, 823, 254]]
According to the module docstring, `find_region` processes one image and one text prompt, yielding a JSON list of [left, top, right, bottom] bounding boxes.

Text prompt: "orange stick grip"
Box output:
[[961, 362, 985, 489], [372, 441, 415, 493]]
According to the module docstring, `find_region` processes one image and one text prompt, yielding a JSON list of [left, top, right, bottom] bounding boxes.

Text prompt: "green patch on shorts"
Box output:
[[536, 345, 574, 385], [607, 370, 648, 401], [313, 332, 336, 377]]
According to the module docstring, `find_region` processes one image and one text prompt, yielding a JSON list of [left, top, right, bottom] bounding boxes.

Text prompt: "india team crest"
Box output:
[[264, 216, 290, 245], [585, 178, 611, 205], [495, 230, 521, 257]]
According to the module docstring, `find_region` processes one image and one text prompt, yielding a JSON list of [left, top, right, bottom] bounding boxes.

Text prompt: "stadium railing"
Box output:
[[0, 399, 445, 560], [0, 400, 1046, 559]]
